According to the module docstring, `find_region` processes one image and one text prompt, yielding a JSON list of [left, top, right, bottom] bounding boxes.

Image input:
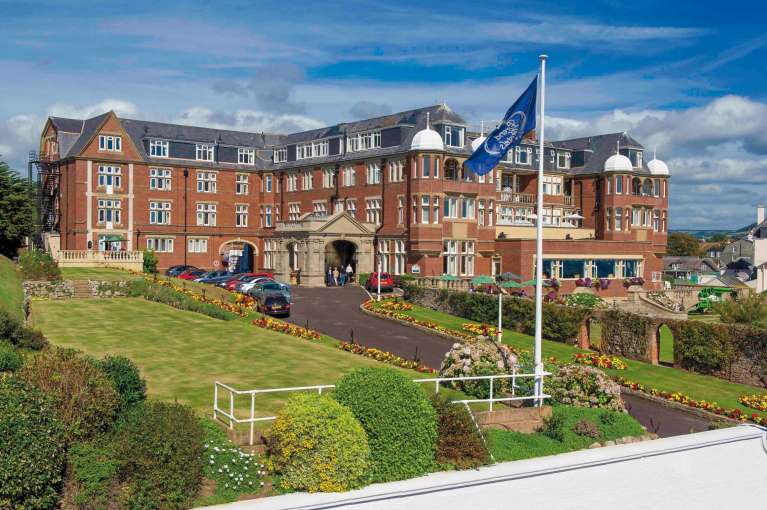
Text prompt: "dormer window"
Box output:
[[99, 135, 121, 152], [556, 151, 570, 169], [296, 140, 329, 160], [516, 146, 532, 165], [346, 130, 381, 153], [444, 125, 465, 148], [238, 148, 255, 165], [196, 144, 214, 161], [274, 147, 287, 163], [149, 139, 168, 158]]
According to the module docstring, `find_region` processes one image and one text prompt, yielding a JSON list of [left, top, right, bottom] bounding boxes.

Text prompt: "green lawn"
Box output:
[[0, 255, 24, 320], [61, 266, 142, 281], [31, 298, 390, 427], [376, 300, 767, 419]]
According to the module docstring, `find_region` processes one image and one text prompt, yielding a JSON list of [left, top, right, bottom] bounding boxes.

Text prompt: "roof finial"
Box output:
[[653, 144, 657, 160], [616, 140, 620, 155], [426, 112, 430, 130], [480, 120, 484, 137]]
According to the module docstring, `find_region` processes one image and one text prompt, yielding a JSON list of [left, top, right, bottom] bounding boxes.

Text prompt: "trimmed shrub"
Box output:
[[18, 248, 62, 281], [268, 393, 370, 492], [440, 338, 519, 399], [97, 355, 147, 413], [0, 341, 23, 372], [548, 365, 624, 412], [19, 347, 119, 441], [430, 394, 489, 469], [143, 249, 158, 274], [541, 412, 566, 442], [0, 307, 48, 350], [572, 418, 600, 439], [334, 368, 437, 483], [112, 401, 204, 510], [667, 320, 732, 374], [68, 440, 120, 510], [599, 309, 653, 361], [0, 377, 67, 510]]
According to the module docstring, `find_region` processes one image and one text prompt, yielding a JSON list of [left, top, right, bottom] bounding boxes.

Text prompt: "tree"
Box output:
[[0, 161, 35, 257], [713, 293, 767, 328], [667, 232, 702, 256]]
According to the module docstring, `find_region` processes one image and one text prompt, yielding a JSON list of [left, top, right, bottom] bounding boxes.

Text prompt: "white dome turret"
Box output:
[[410, 112, 444, 151], [647, 158, 669, 175], [604, 153, 633, 172]]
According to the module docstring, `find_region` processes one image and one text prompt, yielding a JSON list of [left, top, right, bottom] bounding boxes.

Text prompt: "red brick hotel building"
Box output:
[[35, 104, 669, 293]]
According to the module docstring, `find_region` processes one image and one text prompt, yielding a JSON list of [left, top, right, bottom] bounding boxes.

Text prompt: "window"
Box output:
[[460, 197, 475, 219], [195, 144, 214, 161], [264, 174, 273, 192], [632, 208, 642, 226], [149, 201, 171, 225], [394, 240, 406, 275], [343, 166, 356, 187], [346, 199, 357, 218], [366, 162, 381, 184], [615, 207, 622, 231], [478, 200, 485, 226], [615, 175, 623, 194], [313, 201, 327, 217], [443, 240, 458, 275], [378, 240, 390, 273], [236, 204, 248, 227], [149, 139, 168, 158], [653, 179, 661, 197], [98, 135, 122, 152], [488, 200, 494, 226], [149, 168, 171, 190], [422, 155, 430, 178], [235, 174, 249, 195], [97, 199, 121, 224], [444, 125, 465, 147], [389, 160, 404, 182], [264, 240, 276, 269], [334, 199, 344, 214], [302, 170, 313, 190], [556, 151, 570, 169], [366, 198, 382, 225], [323, 168, 336, 189], [296, 140, 329, 160], [516, 146, 532, 165], [653, 209, 660, 231], [238, 148, 255, 165], [286, 172, 297, 192], [398, 196, 405, 224], [543, 207, 562, 226], [188, 238, 208, 253], [274, 147, 288, 163], [445, 159, 458, 180], [147, 237, 173, 252], [412, 197, 418, 224], [288, 203, 301, 221], [262, 205, 271, 227], [460, 241, 475, 276], [346, 130, 381, 152], [421, 196, 430, 224], [606, 208, 612, 231], [196, 203, 216, 226], [543, 175, 562, 195], [444, 196, 458, 219], [433, 196, 440, 224], [197, 171, 216, 193], [606, 177, 612, 195], [97, 165, 121, 187]]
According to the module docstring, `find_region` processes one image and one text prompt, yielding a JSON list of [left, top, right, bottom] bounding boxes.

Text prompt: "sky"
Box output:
[[1, 0, 766, 229]]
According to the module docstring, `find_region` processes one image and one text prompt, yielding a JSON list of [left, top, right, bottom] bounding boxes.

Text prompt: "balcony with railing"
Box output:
[[498, 191, 575, 207], [56, 250, 144, 271]]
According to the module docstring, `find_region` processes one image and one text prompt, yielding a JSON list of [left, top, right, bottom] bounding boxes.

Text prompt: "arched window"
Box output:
[[642, 179, 653, 196], [445, 159, 458, 180], [632, 177, 642, 195]]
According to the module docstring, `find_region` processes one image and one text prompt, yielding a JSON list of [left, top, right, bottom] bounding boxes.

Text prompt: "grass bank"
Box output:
[[0, 255, 24, 320]]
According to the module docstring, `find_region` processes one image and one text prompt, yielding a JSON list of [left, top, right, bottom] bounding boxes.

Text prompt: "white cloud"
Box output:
[[173, 107, 324, 134], [48, 99, 138, 119]]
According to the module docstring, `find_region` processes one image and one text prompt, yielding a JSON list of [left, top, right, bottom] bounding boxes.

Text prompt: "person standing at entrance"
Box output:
[[346, 264, 353, 284], [333, 267, 340, 286], [327, 267, 333, 286], [339, 269, 346, 286]]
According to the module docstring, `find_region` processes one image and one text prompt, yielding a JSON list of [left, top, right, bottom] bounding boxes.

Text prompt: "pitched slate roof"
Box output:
[[64, 112, 111, 157], [50, 117, 84, 133], [554, 132, 650, 176]]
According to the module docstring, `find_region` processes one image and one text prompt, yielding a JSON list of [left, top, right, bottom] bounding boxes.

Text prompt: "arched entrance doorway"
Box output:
[[325, 240, 357, 274], [657, 324, 674, 366], [218, 239, 258, 273]]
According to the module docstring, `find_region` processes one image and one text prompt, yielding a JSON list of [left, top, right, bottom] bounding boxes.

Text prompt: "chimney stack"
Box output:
[[758, 205, 765, 225]]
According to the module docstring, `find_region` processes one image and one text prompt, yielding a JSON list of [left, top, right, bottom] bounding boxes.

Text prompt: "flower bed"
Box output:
[[233, 292, 256, 309], [376, 299, 413, 312], [739, 393, 767, 412], [252, 316, 321, 341], [337, 342, 436, 373], [461, 323, 498, 337], [152, 278, 249, 317], [573, 353, 627, 370], [614, 376, 766, 426], [363, 300, 474, 341]]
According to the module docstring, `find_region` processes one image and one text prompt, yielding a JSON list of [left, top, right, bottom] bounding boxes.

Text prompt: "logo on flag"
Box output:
[[464, 76, 538, 176]]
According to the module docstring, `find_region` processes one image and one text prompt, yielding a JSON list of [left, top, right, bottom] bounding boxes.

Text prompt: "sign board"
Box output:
[[411, 264, 421, 274]]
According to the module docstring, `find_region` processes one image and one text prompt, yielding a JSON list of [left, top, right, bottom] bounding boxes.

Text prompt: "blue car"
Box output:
[[247, 281, 291, 302]]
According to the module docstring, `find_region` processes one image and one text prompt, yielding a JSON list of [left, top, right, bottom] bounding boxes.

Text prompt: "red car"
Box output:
[[177, 269, 206, 280], [366, 272, 394, 293], [223, 272, 274, 291]]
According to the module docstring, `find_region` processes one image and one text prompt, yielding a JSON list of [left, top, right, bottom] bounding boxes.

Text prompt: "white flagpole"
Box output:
[[534, 54, 547, 407]]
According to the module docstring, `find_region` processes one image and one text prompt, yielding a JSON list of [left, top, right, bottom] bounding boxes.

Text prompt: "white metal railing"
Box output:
[[214, 371, 550, 445]]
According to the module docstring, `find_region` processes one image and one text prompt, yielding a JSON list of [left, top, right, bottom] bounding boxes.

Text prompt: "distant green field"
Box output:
[[0, 255, 24, 320]]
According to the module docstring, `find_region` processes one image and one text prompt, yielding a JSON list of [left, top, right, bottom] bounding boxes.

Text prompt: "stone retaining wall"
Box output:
[[23, 280, 132, 299], [23, 280, 74, 299]]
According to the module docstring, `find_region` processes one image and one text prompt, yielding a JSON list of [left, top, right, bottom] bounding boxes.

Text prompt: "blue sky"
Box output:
[[1, 0, 766, 229]]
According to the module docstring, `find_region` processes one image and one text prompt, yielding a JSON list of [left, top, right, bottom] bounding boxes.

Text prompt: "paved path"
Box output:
[[286, 285, 452, 368]]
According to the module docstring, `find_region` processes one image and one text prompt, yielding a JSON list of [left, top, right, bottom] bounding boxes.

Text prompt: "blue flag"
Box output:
[[464, 76, 538, 176]]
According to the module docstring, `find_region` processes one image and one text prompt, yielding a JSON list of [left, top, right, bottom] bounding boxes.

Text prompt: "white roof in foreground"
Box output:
[[199, 425, 767, 510]]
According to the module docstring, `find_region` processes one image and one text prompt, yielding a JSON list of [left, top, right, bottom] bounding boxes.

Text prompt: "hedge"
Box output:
[[0, 307, 48, 350], [334, 368, 437, 482], [128, 280, 236, 320], [599, 309, 653, 362]]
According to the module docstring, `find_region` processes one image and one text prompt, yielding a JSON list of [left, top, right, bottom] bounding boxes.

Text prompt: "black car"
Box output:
[[166, 265, 198, 277], [257, 293, 291, 317]]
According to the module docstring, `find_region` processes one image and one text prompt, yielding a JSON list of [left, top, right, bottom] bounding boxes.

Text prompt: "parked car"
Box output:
[[166, 265, 198, 277], [221, 272, 275, 291], [177, 269, 207, 280], [237, 276, 274, 294], [248, 281, 291, 301], [366, 272, 394, 293], [255, 293, 291, 317], [194, 271, 234, 284]]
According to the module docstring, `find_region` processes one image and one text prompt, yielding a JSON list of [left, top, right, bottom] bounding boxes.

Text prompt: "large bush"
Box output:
[[268, 393, 370, 492], [430, 394, 489, 469], [68, 440, 120, 510], [0, 340, 23, 372], [96, 355, 147, 413], [440, 338, 519, 399], [334, 368, 437, 483], [548, 365, 624, 412], [0, 377, 67, 510], [19, 347, 119, 441], [0, 307, 48, 350], [18, 248, 62, 281], [112, 401, 205, 510]]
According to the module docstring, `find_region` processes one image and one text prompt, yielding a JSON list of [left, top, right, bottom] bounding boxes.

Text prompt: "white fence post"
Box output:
[[229, 391, 234, 430], [249, 393, 256, 446], [213, 382, 218, 421], [489, 376, 494, 412]]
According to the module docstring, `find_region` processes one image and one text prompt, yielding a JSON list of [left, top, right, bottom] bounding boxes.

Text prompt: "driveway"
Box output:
[[286, 285, 453, 368]]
